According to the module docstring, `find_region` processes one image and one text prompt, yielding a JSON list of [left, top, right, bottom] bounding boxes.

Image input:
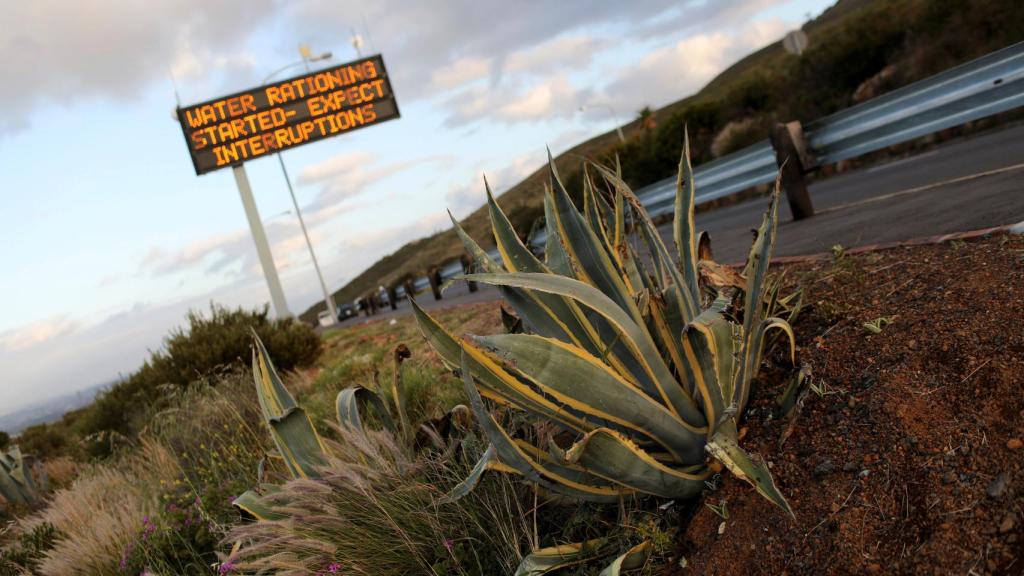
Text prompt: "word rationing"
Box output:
[[177, 55, 399, 175]]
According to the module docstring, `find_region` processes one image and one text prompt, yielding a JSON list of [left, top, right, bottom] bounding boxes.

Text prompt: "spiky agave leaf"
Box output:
[[251, 332, 327, 480], [0, 446, 40, 505]]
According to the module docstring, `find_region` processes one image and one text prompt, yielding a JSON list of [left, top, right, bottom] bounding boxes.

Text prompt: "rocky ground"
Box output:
[[678, 233, 1024, 575]]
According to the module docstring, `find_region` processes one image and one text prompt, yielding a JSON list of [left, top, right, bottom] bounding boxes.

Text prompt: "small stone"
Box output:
[[987, 472, 1009, 499], [1008, 438, 1023, 450], [867, 563, 881, 573], [907, 339, 917, 349], [843, 461, 859, 472], [814, 460, 837, 477], [1000, 514, 1017, 533]]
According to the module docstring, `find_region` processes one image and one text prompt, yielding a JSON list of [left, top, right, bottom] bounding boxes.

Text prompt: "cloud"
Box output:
[[431, 32, 609, 127], [297, 152, 452, 220], [598, 18, 790, 115], [0, 0, 275, 134], [426, 57, 492, 94], [142, 230, 249, 277], [290, 0, 694, 103], [0, 316, 80, 352], [445, 151, 544, 218], [288, 0, 787, 128], [504, 35, 613, 78]]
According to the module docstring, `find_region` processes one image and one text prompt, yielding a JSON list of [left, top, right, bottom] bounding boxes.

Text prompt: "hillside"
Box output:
[[301, 0, 1024, 322]]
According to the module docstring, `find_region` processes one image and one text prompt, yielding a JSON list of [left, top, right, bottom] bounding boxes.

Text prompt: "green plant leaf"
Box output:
[[599, 541, 652, 576], [673, 130, 703, 307], [232, 487, 287, 522], [460, 272, 707, 432], [252, 333, 327, 479], [459, 348, 627, 503], [563, 428, 707, 498], [474, 333, 703, 461], [706, 422, 793, 517], [514, 538, 610, 576], [336, 386, 396, 434]]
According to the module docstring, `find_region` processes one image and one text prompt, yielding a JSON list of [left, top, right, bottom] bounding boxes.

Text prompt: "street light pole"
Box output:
[[276, 153, 338, 322], [262, 49, 340, 323], [579, 103, 626, 144]]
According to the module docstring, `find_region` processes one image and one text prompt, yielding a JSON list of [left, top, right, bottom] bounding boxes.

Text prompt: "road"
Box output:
[[335, 123, 1024, 326], [689, 122, 1024, 263]]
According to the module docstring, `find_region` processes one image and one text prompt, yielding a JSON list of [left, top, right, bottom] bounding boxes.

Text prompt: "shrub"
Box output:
[[29, 304, 322, 461], [0, 522, 62, 575], [710, 117, 772, 158]]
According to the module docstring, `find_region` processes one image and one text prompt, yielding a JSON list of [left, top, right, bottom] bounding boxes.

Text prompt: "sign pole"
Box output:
[[232, 164, 292, 318]]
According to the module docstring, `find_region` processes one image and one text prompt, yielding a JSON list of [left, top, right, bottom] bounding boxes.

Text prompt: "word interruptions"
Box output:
[[177, 55, 399, 175]]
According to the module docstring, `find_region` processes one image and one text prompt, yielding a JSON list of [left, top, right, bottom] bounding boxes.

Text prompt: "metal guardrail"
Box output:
[[807, 41, 1024, 164], [640, 140, 778, 218], [376, 42, 1024, 308]]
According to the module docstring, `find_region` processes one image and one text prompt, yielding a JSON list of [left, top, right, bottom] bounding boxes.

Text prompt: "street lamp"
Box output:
[[579, 103, 626, 144], [263, 48, 340, 324]]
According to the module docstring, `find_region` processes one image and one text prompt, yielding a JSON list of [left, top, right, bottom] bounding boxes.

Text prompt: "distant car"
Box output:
[[337, 303, 357, 321], [317, 310, 336, 328]]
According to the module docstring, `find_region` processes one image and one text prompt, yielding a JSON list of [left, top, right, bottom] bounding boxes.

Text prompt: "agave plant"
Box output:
[[0, 445, 42, 506], [411, 133, 797, 517]]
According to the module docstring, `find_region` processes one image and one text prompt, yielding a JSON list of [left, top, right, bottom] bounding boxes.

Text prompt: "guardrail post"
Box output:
[[461, 254, 478, 293], [770, 121, 816, 220], [428, 267, 443, 301], [403, 279, 415, 302]]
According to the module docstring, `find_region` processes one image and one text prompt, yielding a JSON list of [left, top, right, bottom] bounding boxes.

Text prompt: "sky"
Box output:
[[0, 0, 834, 413]]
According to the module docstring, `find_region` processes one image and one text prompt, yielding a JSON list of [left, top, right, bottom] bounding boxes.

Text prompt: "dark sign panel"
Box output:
[[177, 55, 399, 175]]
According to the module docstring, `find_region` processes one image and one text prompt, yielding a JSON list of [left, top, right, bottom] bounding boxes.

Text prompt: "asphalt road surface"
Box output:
[[336, 123, 1024, 326]]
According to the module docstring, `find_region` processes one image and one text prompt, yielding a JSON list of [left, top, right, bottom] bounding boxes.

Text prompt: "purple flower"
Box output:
[[219, 561, 236, 574], [121, 540, 135, 570], [443, 538, 454, 551], [327, 562, 341, 573]]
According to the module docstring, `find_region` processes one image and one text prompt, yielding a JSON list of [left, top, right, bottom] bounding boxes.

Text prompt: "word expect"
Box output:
[[177, 55, 399, 175]]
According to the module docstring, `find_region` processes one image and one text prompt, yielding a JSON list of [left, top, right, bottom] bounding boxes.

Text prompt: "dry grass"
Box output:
[[22, 441, 176, 575], [228, 424, 529, 576], [39, 458, 78, 492]]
